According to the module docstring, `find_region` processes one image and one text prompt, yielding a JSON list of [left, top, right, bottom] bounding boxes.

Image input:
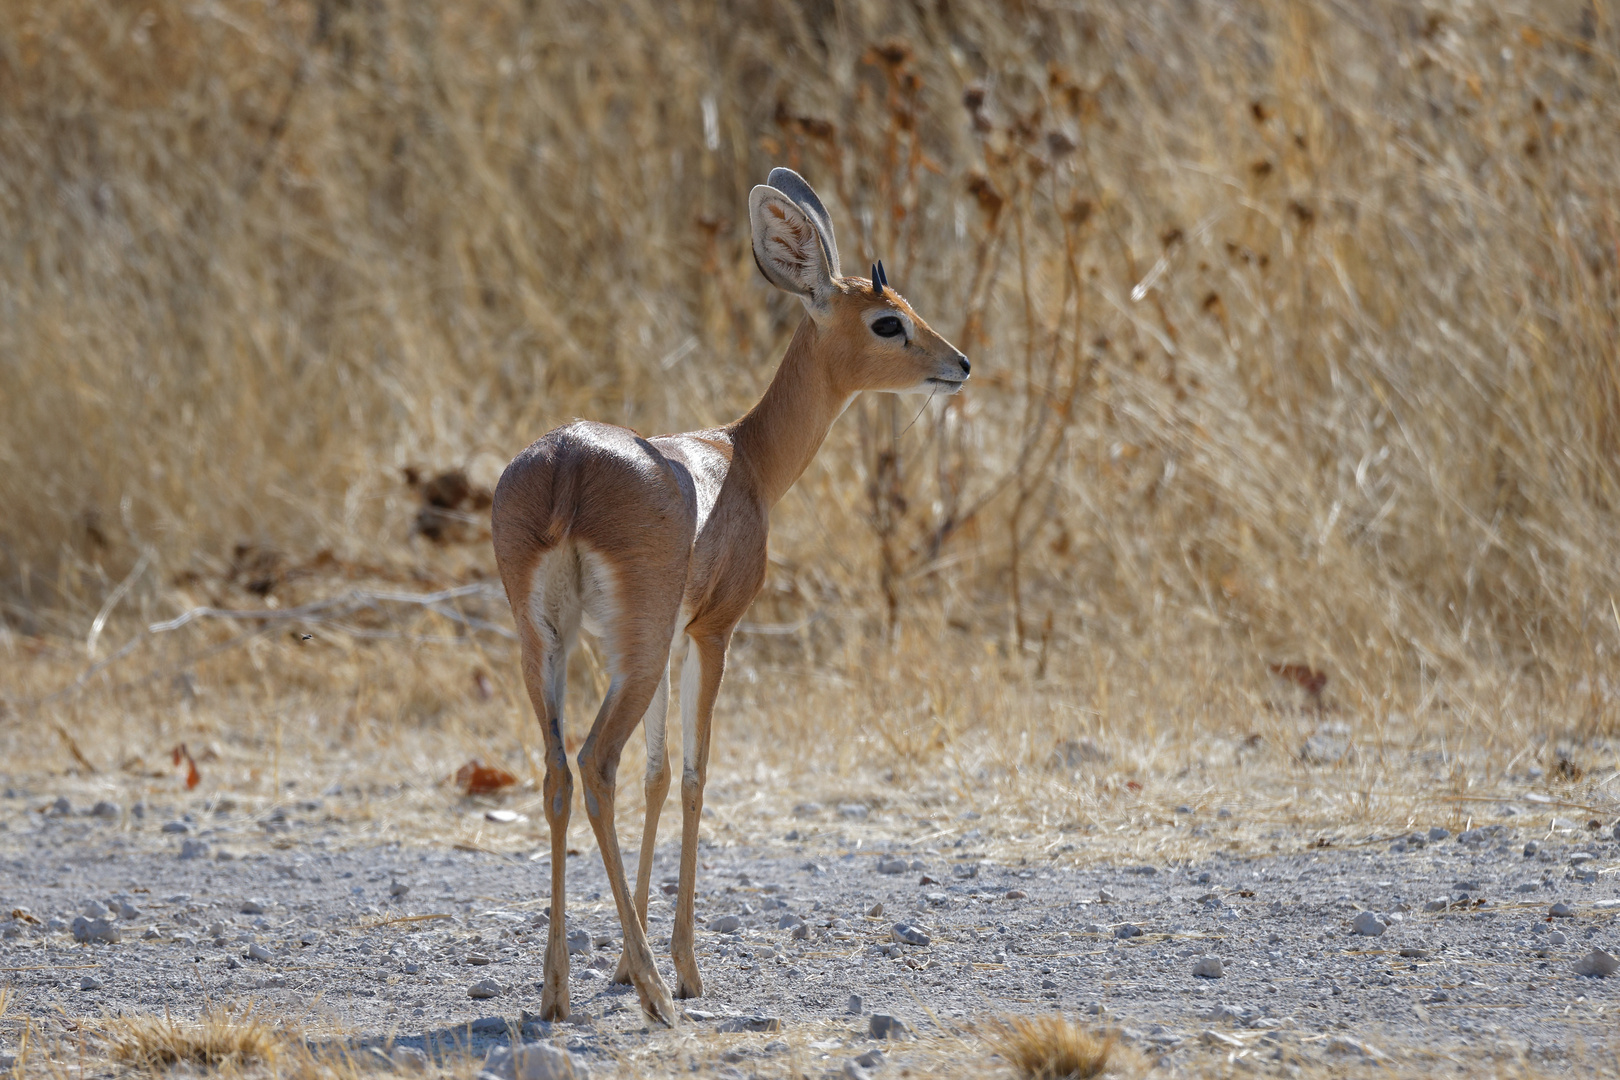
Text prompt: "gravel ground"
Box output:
[[2, 791, 1618, 1076]]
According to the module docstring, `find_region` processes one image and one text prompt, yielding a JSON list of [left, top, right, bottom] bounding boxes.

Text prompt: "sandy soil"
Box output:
[[2, 787, 1618, 1077]]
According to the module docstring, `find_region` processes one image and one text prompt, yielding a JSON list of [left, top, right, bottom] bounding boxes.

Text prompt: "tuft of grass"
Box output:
[[109, 1007, 285, 1069], [984, 1015, 1114, 1080]]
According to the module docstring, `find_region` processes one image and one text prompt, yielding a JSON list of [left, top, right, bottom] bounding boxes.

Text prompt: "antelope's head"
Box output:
[[749, 168, 971, 397]]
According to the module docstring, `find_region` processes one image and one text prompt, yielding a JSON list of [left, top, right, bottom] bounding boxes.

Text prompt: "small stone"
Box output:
[[842, 1064, 872, 1080], [681, 1009, 718, 1022], [778, 913, 803, 930], [1192, 956, 1223, 978], [81, 899, 110, 918], [468, 953, 493, 966], [179, 839, 209, 860], [162, 820, 190, 834], [1202, 1030, 1242, 1048], [391, 1047, 429, 1074], [1098, 888, 1116, 903], [142, 926, 162, 940], [1575, 949, 1619, 977], [707, 914, 742, 934], [891, 922, 931, 946], [1423, 897, 1450, 912], [875, 856, 907, 874], [241, 898, 269, 914], [1115, 923, 1143, 939], [1300, 733, 1348, 765], [117, 901, 140, 920], [1351, 912, 1387, 937], [1544, 931, 1568, 946], [390, 882, 412, 897], [1004, 889, 1027, 900], [78, 975, 103, 991], [868, 1014, 913, 1040], [1427, 826, 1450, 841], [716, 1015, 781, 1033], [468, 977, 504, 999], [846, 994, 863, 1015], [566, 927, 592, 954], [854, 1048, 885, 1068], [837, 804, 869, 820], [90, 801, 120, 818], [1326, 1036, 1379, 1059], [866, 903, 883, 918], [1550, 902, 1575, 918], [469, 1016, 507, 1034], [793, 802, 822, 816], [1524, 840, 1540, 856], [48, 796, 73, 815], [246, 942, 274, 962], [790, 921, 809, 940], [71, 916, 120, 944], [482, 1041, 591, 1080]]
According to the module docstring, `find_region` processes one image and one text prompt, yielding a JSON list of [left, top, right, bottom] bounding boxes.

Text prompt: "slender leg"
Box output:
[[517, 623, 573, 1021], [577, 669, 679, 1027], [613, 663, 671, 985], [670, 632, 727, 999]]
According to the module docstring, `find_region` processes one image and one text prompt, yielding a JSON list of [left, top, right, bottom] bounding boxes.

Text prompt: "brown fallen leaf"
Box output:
[[454, 759, 517, 796], [171, 744, 201, 790]]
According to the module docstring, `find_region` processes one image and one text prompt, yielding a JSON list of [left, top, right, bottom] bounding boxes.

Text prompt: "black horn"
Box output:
[[876, 260, 889, 289], [871, 263, 884, 297]]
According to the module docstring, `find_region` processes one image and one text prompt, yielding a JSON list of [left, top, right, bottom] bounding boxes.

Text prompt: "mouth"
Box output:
[[925, 377, 967, 394]]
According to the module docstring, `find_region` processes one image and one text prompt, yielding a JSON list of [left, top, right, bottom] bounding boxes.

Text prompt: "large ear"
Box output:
[[766, 167, 840, 278], [749, 185, 836, 308]]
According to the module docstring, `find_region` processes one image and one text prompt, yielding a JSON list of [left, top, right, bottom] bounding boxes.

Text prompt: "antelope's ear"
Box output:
[[749, 185, 835, 311]]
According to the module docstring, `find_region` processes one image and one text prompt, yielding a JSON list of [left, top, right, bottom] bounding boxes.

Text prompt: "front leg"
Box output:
[[671, 633, 727, 999]]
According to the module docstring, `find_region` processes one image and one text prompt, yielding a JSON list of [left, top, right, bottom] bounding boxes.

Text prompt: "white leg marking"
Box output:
[[679, 636, 700, 781], [642, 667, 670, 781]]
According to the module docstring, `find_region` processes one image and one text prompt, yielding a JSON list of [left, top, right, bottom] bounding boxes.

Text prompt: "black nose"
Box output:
[[958, 355, 971, 376]]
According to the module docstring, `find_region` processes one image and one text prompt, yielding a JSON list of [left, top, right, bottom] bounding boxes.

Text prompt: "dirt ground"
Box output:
[[3, 780, 1618, 1079]]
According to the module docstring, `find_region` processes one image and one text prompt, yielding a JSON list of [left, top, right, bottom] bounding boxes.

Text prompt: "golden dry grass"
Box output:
[[985, 1015, 1115, 1080], [108, 1006, 283, 1069]]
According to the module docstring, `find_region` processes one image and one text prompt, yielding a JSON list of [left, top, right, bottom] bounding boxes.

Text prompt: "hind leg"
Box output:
[[613, 661, 672, 984], [514, 616, 574, 1021]]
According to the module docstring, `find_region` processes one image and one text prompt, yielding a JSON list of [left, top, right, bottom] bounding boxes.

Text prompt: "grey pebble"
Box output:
[[1351, 912, 1387, 936], [179, 839, 209, 860], [246, 942, 274, 962], [70, 916, 120, 944], [854, 1048, 884, 1068], [78, 975, 103, 991], [241, 898, 269, 914], [1115, 923, 1143, 939], [90, 801, 120, 819], [846, 994, 863, 1015], [716, 1015, 781, 1033], [566, 927, 592, 954], [868, 1013, 913, 1040], [1192, 956, 1223, 978], [483, 1041, 591, 1080], [707, 914, 742, 934], [1574, 949, 1619, 977], [875, 856, 907, 874], [469, 1016, 507, 1034], [468, 977, 504, 999], [1550, 902, 1575, 918], [891, 922, 931, 946], [1428, 826, 1450, 841], [161, 821, 190, 834], [837, 804, 869, 820]]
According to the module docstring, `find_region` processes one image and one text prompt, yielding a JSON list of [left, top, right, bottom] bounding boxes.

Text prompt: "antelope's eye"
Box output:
[[871, 315, 904, 338]]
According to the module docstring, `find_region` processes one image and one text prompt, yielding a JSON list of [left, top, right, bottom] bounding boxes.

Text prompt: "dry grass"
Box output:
[[985, 1015, 1115, 1080], [108, 1006, 284, 1069]]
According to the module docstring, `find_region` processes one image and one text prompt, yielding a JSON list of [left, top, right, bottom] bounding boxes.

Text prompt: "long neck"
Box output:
[[728, 316, 850, 508]]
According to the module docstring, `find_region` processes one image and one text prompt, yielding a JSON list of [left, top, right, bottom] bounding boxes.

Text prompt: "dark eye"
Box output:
[[871, 315, 904, 338]]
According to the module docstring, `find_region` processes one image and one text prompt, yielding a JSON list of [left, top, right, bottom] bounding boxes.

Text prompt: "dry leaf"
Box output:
[[171, 744, 201, 790], [454, 760, 517, 795]]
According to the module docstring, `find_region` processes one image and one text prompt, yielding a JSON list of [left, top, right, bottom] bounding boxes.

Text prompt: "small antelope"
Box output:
[[491, 169, 969, 1025]]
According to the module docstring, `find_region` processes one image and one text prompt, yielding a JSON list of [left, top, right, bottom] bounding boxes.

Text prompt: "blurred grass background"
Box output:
[[2, 0, 1618, 805]]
